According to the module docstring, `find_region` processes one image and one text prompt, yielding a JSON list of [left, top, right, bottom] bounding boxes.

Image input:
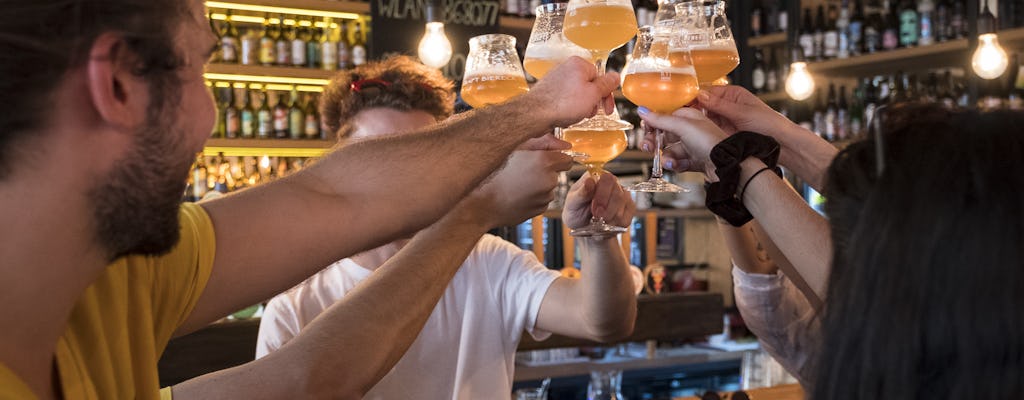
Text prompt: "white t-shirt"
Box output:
[[256, 234, 561, 400]]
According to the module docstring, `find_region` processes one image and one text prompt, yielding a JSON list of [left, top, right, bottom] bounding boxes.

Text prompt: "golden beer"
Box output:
[[461, 73, 530, 108], [523, 58, 561, 80], [689, 48, 740, 86], [621, 71, 700, 114], [564, 4, 638, 52], [562, 128, 628, 172]]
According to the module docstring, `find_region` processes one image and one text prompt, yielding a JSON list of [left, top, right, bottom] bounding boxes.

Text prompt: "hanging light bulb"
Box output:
[[785, 61, 815, 101], [418, 22, 452, 69], [973, 33, 1009, 80]]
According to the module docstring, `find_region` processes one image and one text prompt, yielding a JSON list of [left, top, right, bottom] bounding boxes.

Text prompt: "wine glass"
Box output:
[[563, 0, 637, 132], [675, 0, 739, 88], [563, 106, 629, 237], [525, 3, 592, 158], [461, 34, 530, 109], [621, 26, 699, 192]]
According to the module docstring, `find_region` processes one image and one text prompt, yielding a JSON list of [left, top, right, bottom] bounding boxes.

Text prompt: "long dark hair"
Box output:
[[814, 103, 1024, 399], [0, 0, 190, 178]]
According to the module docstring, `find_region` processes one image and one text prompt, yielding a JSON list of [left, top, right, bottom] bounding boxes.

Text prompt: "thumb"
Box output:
[[520, 133, 571, 151]]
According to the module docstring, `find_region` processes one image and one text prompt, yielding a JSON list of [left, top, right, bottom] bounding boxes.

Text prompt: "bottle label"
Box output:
[[292, 40, 306, 66], [752, 69, 766, 90], [243, 112, 256, 137], [241, 37, 256, 65], [919, 15, 934, 44], [766, 71, 778, 92], [799, 34, 815, 59], [838, 30, 850, 58], [848, 21, 863, 52], [824, 31, 839, 58], [276, 41, 291, 65], [865, 26, 880, 52], [352, 45, 367, 66], [226, 111, 240, 138], [899, 11, 919, 46], [813, 32, 824, 58], [274, 109, 288, 132], [258, 112, 272, 137], [259, 39, 275, 64], [289, 111, 304, 138], [307, 42, 320, 68], [221, 37, 239, 62], [305, 115, 320, 138], [338, 44, 352, 69], [322, 42, 338, 70], [883, 28, 899, 50]]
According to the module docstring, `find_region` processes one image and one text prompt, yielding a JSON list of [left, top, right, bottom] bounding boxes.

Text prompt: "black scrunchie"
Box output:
[[704, 131, 780, 227]]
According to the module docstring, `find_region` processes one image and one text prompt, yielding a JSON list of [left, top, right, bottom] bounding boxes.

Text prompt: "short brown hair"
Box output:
[[320, 55, 455, 140]]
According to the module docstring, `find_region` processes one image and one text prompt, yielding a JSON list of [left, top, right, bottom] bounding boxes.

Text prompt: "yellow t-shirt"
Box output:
[[0, 203, 215, 400]]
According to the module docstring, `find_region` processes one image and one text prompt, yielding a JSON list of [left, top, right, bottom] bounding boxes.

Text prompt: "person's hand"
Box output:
[[460, 149, 573, 229], [528, 57, 621, 128], [638, 107, 728, 180], [562, 172, 636, 231]]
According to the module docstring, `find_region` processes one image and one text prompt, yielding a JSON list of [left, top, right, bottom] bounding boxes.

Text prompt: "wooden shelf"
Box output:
[[205, 63, 338, 82], [203, 138, 334, 157], [747, 32, 786, 48], [756, 91, 789, 103], [205, 0, 369, 15], [807, 38, 969, 77]]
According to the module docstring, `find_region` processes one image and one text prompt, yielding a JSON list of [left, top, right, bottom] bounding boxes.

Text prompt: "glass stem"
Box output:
[[593, 52, 609, 117], [651, 129, 666, 179], [589, 169, 607, 224]]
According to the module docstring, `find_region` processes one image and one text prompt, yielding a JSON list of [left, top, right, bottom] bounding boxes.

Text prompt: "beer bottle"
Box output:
[[304, 93, 321, 140], [275, 15, 291, 66], [220, 11, 240, 63], [241, 85, 257, 139], [288, 86, 305, 139], [321, 18, 338, 71], [273, 90, 290, 139], [291, 20, 308, 67], [798, 9, 814, 60], [307, 24, 322, 69], [337, 22, 352, 70], [351, 21, 367, 67], [224, 83, 241, 139], [259, 14, 276, 66], [257, 88, 273, 139]]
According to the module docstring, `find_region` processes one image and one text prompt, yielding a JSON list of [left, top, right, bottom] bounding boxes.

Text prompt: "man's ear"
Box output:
[[86, 33, 149, 130]]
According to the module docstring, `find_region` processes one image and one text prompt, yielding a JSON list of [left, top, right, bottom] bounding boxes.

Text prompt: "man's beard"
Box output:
[[89, 89, 196, 261]]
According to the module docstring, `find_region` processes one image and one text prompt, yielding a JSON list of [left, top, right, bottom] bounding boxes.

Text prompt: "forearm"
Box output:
[[738, 158, 832, 300], [774, 123, 838, 191], [716, 219, 778, 275], [171, 210, 489, 399], [577, 237, 637, 341]]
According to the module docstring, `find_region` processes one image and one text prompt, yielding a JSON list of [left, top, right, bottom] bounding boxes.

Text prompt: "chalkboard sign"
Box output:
[[370, 0, 503, 80]]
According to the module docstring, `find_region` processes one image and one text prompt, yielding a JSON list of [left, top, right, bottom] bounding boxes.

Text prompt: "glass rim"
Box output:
[[469, 33, 517, 47], [535, 2, 569, 15]]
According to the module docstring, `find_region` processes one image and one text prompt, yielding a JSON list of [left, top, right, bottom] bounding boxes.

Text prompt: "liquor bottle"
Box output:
[[824, 83, 837, 142], [777, 0, 788, 33], [208, 11, 222, 63], [766, 48, 780, 93], [240, 28, 258, 66], [879, 75, 894, 104], [799, 8, 815, 60], [917, 0, 934, 46], [259, 14, 276, 66], [751, 0, 764, 36], [898, 0, 918, 47], [220, 11, 240, 63], [863, 78, 878, 130], [191, 156, 208, 201], [837, 1, 851, 59], [752, 49, 766, 93], [351, 22, 367, 67], [848, 83, 864, 137], [891, 72, 910, 103], [813, 6, 826, 61], [949, 0, 965, 40], [291, 20, 308, 67], [273, 90, 290, 139], [257, 88, 273, 139], [938, 70, 956, 107], [922, 72, 939, 102], [837, 85, 850, 141], [1007, 54, 1023, 110], [224, 84, 241, 139], [210, 83, 225, 138], [307, 25, 322, 69], [999, 0, 1019, 30], [322, 18, 338, 71], [337, 22, 352, 70], [934, 0, 950, 42], [824, 5, 840, 59], [303, 93, 321, 140], [288, 87, 305, 139], [241, 86, 257, 139], [812, 88, 825, 139], [275, 15, 291, 66], [849, 0, 864, 56]]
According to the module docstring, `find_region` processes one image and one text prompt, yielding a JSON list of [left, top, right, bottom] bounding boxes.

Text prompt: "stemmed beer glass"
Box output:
[[676, 0, 739, 88], [563, 106, 630, 237], [461, 34, 530, 108]]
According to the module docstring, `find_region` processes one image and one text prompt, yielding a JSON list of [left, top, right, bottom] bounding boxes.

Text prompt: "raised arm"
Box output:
[[535, 173, 638, 342], [171, 147, 573, 399], [176, 58, 619, 335]]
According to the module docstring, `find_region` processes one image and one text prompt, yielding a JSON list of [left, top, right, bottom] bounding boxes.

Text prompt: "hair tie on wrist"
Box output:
[[704, 132, 780, 227], [739, 166, 783, 204]]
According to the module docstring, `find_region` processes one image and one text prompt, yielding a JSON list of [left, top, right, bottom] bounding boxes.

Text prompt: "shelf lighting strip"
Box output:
[[203, 73, 330, 90], [209, 13, 341, 28], [208, 80, 325, 93], [203, 146, 330, 158], [205, 1, 362, 20]]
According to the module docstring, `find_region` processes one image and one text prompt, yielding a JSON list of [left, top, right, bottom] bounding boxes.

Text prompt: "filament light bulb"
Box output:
[[785, 61, 815, 101], [418, 22, 453, 69], [972, 33, 1009, 80]]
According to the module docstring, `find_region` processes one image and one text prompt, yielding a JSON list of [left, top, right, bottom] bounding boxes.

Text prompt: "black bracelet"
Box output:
[[738, 166, 782, 205]]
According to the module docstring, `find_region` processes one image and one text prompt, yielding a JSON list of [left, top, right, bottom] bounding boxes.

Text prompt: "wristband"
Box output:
[[704, 132, 780, 227]]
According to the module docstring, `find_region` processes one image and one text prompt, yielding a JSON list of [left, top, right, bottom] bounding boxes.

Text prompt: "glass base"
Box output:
[[570, 220, 628, 237], [628, 178, 687, 193]]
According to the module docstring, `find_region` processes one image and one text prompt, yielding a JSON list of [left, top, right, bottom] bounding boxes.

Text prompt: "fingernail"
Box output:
[[637, 106, 651, 116], [642, 143, 652, 152], [665, 160, 675, 170]]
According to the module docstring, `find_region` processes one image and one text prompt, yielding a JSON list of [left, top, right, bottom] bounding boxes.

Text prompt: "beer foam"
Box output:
[[570, 2, 633, 10], [624, 65, 697, 75], [463, 67, 527, 80]]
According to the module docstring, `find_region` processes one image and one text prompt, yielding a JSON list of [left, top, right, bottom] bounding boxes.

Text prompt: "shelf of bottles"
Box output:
[[186, 152, 315, 202]]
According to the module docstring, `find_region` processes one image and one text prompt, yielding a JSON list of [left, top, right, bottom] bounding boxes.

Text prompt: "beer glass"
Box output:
[[563, 0, 637, 132], [461, 34, 529, 109], [563, 106, 629, 237], [675, 0, 739, 88], [621, 26, 698, 192], [524, 3, 591, 80]]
